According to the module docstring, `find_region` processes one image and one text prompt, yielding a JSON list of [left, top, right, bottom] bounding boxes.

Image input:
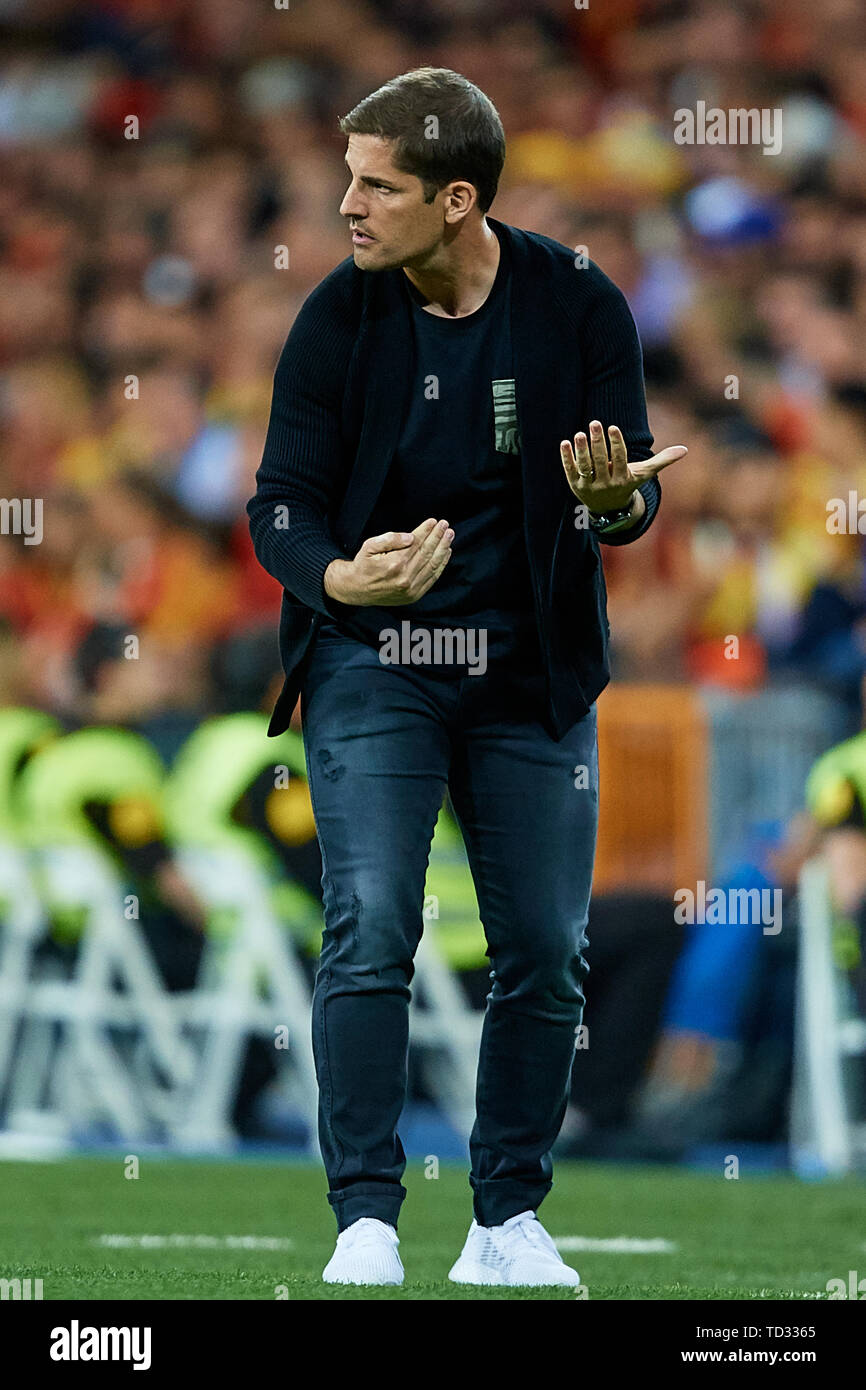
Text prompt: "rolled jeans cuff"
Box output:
[[329, 1182, 407, 1233], [470, 1176, 553, 1229]]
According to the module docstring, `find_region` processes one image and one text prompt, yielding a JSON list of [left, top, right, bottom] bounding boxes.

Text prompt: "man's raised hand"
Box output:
[[560, 420, 687, 513]]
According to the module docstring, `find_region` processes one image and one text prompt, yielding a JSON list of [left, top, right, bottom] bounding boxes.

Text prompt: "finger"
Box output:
[[607, 425, 630, 485], [431, 546, 452, 582], [427, 535, 454, 577], [560, 439, 578, 491], [409, 543, 453, 598], [588, 420, 610, 476], [365, 529, 416, 555], [561, 444, 583, 500], [407, 520, 453, 581], [414, 546, 452, 598], [416, 518, 450, 559], [417, 524, 454, 576], [629, 445, 688, 481], [411, 518, 440, 541], [562, 433, 594, 484], [575, 432, 594, 479]]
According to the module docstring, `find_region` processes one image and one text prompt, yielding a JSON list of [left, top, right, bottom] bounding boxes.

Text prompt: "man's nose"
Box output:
[[339, 182, 367, 219]]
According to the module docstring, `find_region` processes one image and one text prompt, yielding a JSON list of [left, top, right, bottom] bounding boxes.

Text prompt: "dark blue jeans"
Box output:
[[300, 625, 598, 1232]]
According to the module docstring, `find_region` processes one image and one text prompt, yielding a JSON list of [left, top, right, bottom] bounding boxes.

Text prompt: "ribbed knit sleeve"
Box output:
[[601, 473, 661, 545], [578, 272, 661, 546], [247, 271, 356, 615]]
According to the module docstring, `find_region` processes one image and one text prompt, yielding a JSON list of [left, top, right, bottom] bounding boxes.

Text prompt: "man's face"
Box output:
[[339, 133, 448, 270]]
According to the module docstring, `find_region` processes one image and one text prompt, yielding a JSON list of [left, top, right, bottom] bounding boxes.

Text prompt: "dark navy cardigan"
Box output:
[[248, 216, 661, 739]]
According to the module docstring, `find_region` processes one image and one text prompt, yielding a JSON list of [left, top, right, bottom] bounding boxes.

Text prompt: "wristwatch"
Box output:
[[586, 496, 637, 535]]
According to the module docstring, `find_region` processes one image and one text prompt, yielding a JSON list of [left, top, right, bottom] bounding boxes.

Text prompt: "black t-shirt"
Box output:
[[321, 225, 541, 674]]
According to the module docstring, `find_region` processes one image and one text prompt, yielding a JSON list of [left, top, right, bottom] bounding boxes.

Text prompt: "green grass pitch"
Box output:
[[1, 1156, 863, 1300]]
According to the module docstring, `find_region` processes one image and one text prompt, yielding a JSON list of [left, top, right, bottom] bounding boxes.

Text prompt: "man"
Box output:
[[248, 67, 687, 1288]]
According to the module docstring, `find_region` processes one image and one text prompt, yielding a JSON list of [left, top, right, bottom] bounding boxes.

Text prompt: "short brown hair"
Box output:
[[339, 67, 505, 215]]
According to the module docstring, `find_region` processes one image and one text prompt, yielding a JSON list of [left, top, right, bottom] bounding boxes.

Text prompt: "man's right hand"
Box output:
[[324, 518, 454, 607]]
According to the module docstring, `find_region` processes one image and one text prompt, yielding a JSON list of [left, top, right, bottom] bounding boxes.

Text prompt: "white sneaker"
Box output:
[[448, 1210, 581, 1288], [322, 1217, 404, 1286]]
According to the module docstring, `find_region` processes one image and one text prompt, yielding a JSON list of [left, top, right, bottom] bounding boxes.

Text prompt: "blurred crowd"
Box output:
[[2, 0, 866, 753]]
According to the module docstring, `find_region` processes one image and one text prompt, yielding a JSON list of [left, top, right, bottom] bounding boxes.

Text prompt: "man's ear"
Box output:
[[443, 181, 477, 224]]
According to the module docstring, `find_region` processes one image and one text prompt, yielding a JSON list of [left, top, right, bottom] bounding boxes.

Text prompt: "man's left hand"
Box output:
[[560, 419, 688, 514]]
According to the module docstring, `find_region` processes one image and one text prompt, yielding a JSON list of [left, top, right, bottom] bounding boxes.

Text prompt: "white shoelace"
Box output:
[[339, 1218, 397, 1250], [500, 1214, 559, 1259]]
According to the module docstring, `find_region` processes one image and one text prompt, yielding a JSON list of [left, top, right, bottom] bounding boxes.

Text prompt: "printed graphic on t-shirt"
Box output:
[[492, 379, 520, 455]]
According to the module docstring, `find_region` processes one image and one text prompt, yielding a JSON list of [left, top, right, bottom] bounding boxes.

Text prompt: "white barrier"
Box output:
[[791, 858, 865, 1174], [0, 838, 484, 1149]]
